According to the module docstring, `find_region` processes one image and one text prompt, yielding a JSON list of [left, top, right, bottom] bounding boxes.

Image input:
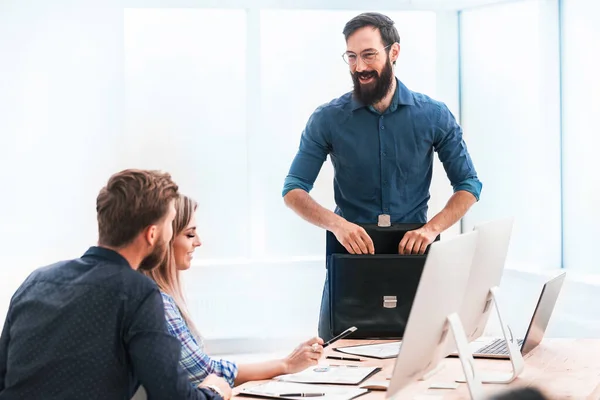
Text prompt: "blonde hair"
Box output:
[[143, 195, 201, 339]]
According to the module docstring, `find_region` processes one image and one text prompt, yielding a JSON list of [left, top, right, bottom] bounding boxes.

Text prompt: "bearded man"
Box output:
[[281, 12, 483, 340]]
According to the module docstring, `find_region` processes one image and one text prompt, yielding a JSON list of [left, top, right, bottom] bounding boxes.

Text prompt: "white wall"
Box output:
[[561, 0, 600, 273], [0, 1, 462, 346], [0, 0, 126, 318], [459, 0, 562, 272]]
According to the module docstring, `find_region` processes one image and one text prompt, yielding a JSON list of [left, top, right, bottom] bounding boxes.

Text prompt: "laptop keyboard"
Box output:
[[476, 338, 524, 355]]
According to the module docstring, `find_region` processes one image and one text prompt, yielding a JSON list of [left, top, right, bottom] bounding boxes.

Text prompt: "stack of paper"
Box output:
[[276, 365, 380, 385], [239, 381, 368, 400], [334, 342, 402, 359]]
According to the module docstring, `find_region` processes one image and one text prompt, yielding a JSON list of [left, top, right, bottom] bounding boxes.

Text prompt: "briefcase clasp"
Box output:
[[383, 295, 397, 308]]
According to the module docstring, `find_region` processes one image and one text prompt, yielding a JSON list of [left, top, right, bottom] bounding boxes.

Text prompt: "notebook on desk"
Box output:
[[276, 365, 381, 385], [334, 341, 401, 359], [239, 381, 369, 400], [450, 272, 565, 359]]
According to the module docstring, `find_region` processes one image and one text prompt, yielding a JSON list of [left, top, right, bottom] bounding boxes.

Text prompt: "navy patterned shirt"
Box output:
[[0, 246, 220, 400]]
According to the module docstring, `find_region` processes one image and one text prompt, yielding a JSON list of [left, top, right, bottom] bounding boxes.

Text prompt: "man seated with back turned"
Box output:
[[0, 169, 231, 400]]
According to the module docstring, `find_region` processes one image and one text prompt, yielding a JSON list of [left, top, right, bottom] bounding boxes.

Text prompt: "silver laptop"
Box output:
[[467, 272, 565, 359]]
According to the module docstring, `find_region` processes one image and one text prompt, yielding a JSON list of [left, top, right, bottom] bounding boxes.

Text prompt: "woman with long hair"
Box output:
[[143, 195, 324, 388]]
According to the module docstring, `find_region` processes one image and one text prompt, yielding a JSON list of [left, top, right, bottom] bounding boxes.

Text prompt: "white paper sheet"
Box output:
[[239, 381, 368, 400], [276, 365, 380, 385], [334, 342, 402, 359]]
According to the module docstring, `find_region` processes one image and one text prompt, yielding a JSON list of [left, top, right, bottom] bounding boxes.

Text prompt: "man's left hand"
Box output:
[[398, 226, 439, 255]]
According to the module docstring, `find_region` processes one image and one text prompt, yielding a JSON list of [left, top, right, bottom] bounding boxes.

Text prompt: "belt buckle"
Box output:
[[378, 214, 391, 227]]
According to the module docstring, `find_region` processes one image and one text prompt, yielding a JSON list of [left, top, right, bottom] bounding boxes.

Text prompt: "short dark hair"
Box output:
[[96, 169, 179, 247], [343, 12, 401, 48], [490, 388, 549, 400]]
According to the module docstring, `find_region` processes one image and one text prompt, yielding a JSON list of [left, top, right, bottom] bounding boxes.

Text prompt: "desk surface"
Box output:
[[234, 338, 600, 400]]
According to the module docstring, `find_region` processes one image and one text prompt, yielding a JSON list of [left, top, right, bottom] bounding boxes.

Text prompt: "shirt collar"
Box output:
[[350, 77, 415, 111], [82, 246, 131, 268]]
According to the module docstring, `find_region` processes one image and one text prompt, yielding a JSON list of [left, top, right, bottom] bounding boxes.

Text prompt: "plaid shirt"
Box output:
[[161, 292, 238, 387]]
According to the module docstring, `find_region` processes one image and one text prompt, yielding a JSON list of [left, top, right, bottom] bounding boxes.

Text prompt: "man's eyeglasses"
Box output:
[[342, 44, 393, 66]]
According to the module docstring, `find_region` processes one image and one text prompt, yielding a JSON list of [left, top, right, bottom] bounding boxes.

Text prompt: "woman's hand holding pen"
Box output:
[[282, 336, 324, 374]]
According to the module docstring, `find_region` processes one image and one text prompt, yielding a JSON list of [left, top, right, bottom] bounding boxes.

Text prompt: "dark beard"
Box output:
[[351, 58, 394, 106], [138, 237, 168, 271]]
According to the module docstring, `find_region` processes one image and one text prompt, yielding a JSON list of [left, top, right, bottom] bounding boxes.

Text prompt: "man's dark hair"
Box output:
[[343, 12, 400, 64], [490, 388, 549, 400]]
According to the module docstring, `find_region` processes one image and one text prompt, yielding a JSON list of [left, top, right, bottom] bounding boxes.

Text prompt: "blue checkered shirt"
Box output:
[[161, 292, 238, 388]]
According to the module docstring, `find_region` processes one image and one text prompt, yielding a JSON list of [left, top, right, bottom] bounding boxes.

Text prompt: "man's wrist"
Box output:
[[423, 221, 442, 236], [328, 215, 347, 233], [202, 384, 224, 398]]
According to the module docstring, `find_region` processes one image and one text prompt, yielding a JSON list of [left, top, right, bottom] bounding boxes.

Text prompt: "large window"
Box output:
[[460, 0, 562, 272], [561, 0, 600, 273], [124, 9, 249, 260]]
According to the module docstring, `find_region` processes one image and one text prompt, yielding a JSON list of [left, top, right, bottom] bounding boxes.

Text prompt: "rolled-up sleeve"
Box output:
[[282, 105, 331, 197], [433, 103, 482, 201]]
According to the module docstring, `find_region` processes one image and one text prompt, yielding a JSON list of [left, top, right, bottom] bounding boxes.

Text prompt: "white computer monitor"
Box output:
[[450, 217, 524, 384], [387, 231, 483, 400], [460, 217, 514, 342]]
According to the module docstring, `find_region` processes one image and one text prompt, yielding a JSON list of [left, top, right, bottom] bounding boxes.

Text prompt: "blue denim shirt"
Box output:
[[283, 78, 482, 224]]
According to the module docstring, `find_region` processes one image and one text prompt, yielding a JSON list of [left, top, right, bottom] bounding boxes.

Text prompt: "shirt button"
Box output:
[[380, 125, 385, 130], [381, 152, 387, 157]]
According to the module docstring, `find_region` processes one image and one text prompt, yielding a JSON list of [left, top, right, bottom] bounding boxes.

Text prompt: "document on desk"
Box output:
[[276, 365, 380, 385], [239, 381, 368, 400], [334, 341, 401, 359]]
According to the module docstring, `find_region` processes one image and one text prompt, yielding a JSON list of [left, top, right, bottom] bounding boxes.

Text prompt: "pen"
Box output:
[[279, 393, 325, 397], [326, 356, 362, 362], [322, 326, 358, 348], [328, 364, 359, 367]]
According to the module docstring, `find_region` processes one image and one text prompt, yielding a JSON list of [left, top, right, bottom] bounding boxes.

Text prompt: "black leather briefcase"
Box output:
[[326, 224, 438, 339]]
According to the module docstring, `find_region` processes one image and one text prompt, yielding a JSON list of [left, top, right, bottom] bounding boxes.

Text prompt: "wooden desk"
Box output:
[[234, 339, 600, 400]]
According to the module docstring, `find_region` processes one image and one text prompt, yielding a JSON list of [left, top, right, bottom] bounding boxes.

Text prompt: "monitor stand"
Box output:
[[443, 312, 484, 399], [456, 286, 525, 384]]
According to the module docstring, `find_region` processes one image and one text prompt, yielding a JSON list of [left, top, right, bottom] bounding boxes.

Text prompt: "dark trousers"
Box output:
[[317, 275, 333, 342]]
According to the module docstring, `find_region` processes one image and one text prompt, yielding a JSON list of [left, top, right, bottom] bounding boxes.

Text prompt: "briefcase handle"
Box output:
[[326, 223, 438, 258]]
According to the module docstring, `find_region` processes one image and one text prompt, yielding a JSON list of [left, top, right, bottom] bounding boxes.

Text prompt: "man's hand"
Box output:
[[398, 225, 439, 255], [282, 337, 324, 374], [332, 220, 375, 254], [199, 374, 232, 400]]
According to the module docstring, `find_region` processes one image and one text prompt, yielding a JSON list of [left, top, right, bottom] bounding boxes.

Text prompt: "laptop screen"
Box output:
[[521, 272, 566, 355]]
